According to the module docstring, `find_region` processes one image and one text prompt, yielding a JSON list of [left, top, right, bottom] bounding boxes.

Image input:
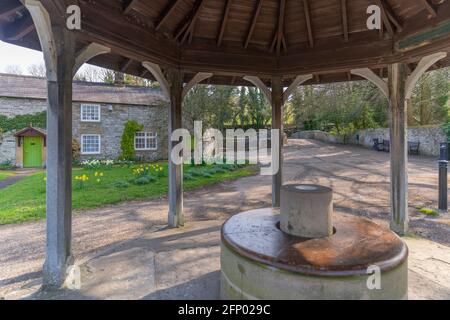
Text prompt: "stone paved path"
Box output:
[[0, 140, 449, 299]]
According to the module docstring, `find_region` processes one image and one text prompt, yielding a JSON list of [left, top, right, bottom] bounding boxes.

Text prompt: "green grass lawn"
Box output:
[[0, 162, 257, 225], [0, 171, 15, 182]]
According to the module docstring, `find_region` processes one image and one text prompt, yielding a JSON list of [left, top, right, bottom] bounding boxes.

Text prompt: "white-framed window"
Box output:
[[81, 135, 101, 155], [81, 104, 101, 122], [134, 132, 158, 151]]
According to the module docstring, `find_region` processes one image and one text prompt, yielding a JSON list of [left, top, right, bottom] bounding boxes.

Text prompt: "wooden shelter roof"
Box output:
[[1, 0, 449, 86]]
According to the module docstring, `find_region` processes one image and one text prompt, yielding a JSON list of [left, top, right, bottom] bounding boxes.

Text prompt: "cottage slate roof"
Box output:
[[0, 73, 167, 106]]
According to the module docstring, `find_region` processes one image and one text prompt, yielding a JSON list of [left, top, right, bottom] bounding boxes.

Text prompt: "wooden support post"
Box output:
[[388, 63, 409, 235], [22, 0, 111, 288], [167, 69, 184, 227], [271, 76, 283, 208], [244, 74, 311, 208], [43, 25, 76, 287]]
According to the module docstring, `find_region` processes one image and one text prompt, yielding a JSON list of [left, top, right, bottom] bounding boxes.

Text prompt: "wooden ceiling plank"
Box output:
[[302, 0, 314, 48], [217, 0, 232, 47], [156, 0, 183, 31], [244, 0, 264, 49], [341, 0, 349, 42], [174, 0, 205, 43]]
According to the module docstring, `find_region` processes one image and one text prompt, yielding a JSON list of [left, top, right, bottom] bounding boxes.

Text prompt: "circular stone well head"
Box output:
[[280, 184, 333, 238]]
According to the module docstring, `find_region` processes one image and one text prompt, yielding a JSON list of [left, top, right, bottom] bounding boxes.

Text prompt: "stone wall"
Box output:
[[0, 97, 47, 117], [0, 132, 16, 164], [0, 97, 169, 165], [293, 126, 446, 157]]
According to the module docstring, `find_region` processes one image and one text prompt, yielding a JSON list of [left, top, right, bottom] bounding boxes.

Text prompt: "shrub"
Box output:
[[183, 173, 194, 181], [120, 120, 143, 160], [419, 208, 439, 217], [72, 139, 81, 161], [134, 176, 156, 185], [114, 181, 130, 189]]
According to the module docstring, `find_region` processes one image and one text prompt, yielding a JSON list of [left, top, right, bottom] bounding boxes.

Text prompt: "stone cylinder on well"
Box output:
[[280, 184, 333, 238]]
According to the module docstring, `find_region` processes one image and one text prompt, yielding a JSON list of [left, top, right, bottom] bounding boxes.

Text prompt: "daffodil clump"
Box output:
[[73, 172, 105, 189], [74, 174, 90, 189], [130, 164, 164, 185], [81, 159, 114, 170]]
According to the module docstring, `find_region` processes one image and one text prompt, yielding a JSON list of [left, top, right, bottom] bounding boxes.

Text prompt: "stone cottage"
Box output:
[[0, 73, 169, 167]]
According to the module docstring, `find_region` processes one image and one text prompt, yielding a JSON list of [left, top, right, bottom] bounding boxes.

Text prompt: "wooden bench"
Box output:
[[408, 142, 420, 155]]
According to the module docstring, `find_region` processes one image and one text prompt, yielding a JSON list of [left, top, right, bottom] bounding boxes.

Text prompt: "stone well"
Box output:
[[220, 184, 408, 300]]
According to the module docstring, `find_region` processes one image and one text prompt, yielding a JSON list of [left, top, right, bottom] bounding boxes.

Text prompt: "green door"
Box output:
[[23, 136, 43, 168]]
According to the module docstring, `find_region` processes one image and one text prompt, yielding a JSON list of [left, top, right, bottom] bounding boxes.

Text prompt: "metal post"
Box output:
[[439, 143, 448, 212]]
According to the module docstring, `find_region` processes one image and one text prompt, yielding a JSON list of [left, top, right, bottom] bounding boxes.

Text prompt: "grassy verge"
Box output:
[[0, 163, 257, 225]]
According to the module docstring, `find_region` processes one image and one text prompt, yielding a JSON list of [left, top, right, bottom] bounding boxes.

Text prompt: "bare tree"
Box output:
[[28, 63, 46, 77], [4, 64, 23, 75]]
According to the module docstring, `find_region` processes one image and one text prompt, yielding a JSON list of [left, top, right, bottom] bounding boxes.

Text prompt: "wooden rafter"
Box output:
[[302, 0, 314, 48], [244, 0, 264, 49], [123, 0, 138, 15], [0, 2, 24, 20], [420, 0, 437, 18], [120, 58, 133, 73], [5, 14, 35, 41], [156, 0, 182, 31], [374, 0, 394, 37], [217, 0, 232, 46], [379, 0, 403, 32], [270, 0, 287, 54], [174, 0, 205, 44], [340, 0, 348, 42]]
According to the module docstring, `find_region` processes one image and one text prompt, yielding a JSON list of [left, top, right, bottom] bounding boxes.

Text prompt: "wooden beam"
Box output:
[[374, 0, 394, 37], [244, 0, 264, 49], [0, 2, 24, 20], [5, 14, 35, 41], [405, 52, 447, 98], [174, 0, 205, 44], [120, 58, 134, 73], [351, 68, 389, 98], [388, 63, 409, 235], [380, 0, 403, 32], [420, 0, 438, 17], [142, 61, 171, 98], [156, 0, 182, 31], [271, 75, 283, 208], [243, 76, 272, 103], [276, 0, 286, 54], [73, 43, 111, 76], [182, 72, 213, 98], [217, 0, 232, 46], [340, 0, 349, 42], [167, 69, 185, 228], [283, 74, 313, 102], [302, 0, 314, 47], [123, 0, 138, 15]]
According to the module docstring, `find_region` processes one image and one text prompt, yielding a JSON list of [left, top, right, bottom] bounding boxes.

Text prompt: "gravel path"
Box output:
[[1, 139, 449, 298]]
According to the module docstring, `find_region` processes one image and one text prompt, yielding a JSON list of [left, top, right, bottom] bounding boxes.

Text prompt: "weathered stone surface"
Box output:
[[280, 184, 333, 238], [0, 97, 169, 164], [293, 127, 446, 157]]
